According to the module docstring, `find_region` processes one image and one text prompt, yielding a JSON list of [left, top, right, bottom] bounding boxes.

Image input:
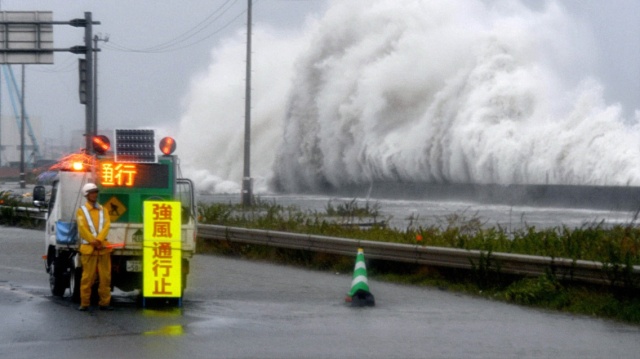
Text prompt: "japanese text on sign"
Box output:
[[152, 203, 174, 238], [98, 161, 170, 189], [100, 162, 137, 187], [151, 241, 174, 295], [143, 201, 182, 298]]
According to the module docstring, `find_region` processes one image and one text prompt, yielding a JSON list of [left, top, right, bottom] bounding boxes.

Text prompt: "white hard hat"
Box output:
[[82, 183, 99, 196]]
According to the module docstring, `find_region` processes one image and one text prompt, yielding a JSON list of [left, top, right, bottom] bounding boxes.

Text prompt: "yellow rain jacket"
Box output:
[[77, 202, 112, 255], [76, 200, 112, 307]]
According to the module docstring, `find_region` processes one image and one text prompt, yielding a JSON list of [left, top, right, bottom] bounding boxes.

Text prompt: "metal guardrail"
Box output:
[[4, 206, 639, 286], [198, 224, 640, 286], [0, 205, 46, 220]]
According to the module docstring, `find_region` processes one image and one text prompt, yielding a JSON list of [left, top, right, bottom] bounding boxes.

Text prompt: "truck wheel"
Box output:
[[49, 257, 67, 297], [69, 264, 82, 303]]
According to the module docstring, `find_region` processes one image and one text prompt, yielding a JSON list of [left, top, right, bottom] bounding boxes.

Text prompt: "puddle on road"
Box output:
[[143, 324, 184, 336], [141, 307, 185, 336]]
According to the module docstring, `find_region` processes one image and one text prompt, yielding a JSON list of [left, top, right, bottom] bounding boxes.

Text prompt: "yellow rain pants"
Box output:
[[79, 249, 112, 307]]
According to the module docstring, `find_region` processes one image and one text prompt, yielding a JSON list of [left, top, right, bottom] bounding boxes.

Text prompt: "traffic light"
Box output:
[[78, 58, 87, 104]]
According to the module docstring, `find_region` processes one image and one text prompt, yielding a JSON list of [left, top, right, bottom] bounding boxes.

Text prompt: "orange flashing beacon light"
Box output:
[[159, 137, 176, 156], [71, 161, 84, 171], [92, 135, 111, 155]]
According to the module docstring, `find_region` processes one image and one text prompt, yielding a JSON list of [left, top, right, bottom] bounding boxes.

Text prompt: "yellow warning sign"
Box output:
[[143, 201, 182, 298], [104, 196, 127, 222]]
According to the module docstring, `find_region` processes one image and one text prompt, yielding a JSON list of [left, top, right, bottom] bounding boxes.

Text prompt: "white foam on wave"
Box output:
[[177, 0, 640, 194]]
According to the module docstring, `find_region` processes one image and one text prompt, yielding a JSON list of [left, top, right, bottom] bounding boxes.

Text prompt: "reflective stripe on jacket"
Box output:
[[76, 201, 111, 244]]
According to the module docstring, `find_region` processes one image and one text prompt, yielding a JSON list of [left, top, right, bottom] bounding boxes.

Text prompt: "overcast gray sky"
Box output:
[[1, 0, 639, 157], [0, 0, 328, 147], [560, 0, 640, 119]]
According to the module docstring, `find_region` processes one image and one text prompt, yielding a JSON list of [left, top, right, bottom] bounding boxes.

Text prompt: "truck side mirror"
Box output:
[[33, 185, 47, 208]]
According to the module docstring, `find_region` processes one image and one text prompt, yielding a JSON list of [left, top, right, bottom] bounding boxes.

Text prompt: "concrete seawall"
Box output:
[[315, 182, 640, 212]]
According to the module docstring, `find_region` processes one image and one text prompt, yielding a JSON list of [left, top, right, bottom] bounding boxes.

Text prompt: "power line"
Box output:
[[142, 0, 239, 52], [30, 55, 77, 73], [105, 0, 246, 54]]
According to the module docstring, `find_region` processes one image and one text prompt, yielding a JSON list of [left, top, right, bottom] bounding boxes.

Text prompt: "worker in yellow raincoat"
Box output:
[[76, 183, 113, 311]]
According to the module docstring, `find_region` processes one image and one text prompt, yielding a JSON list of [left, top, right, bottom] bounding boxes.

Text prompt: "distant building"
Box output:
[[0, 115, 42, 168], [0, 116, 102, 168]]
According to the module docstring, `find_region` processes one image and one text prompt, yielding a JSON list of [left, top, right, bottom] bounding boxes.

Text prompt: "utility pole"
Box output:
[[241, 0, 253, 207], [0, 65, 2, 168], [19, 65, 25, 188], [83, 12, 94, 154], [93, 34, 108, 136], [0, 3, 3, 169]]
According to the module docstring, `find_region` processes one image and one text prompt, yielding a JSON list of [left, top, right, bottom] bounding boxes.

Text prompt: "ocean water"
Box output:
[[199, 192, 636, 231]]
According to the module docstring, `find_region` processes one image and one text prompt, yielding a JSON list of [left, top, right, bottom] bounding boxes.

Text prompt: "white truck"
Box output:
[[33, 131, 197, 302]]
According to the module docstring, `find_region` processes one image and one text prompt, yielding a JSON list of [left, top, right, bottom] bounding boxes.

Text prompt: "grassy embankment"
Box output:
[[197, 198, 640, 324]]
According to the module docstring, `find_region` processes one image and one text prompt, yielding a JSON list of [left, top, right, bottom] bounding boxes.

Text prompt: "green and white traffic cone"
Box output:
[[345, 248, 375, 307]]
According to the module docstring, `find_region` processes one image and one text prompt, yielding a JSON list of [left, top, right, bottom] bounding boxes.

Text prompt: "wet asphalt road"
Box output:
[[1, 226, 639, 359]]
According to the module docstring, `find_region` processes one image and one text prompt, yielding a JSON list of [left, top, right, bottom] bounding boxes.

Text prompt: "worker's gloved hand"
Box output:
[[92, 240, 102, 250]]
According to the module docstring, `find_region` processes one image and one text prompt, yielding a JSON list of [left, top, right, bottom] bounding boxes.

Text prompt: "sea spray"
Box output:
[[177, 0, 640, 194], [177, 26, 310, 193]]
